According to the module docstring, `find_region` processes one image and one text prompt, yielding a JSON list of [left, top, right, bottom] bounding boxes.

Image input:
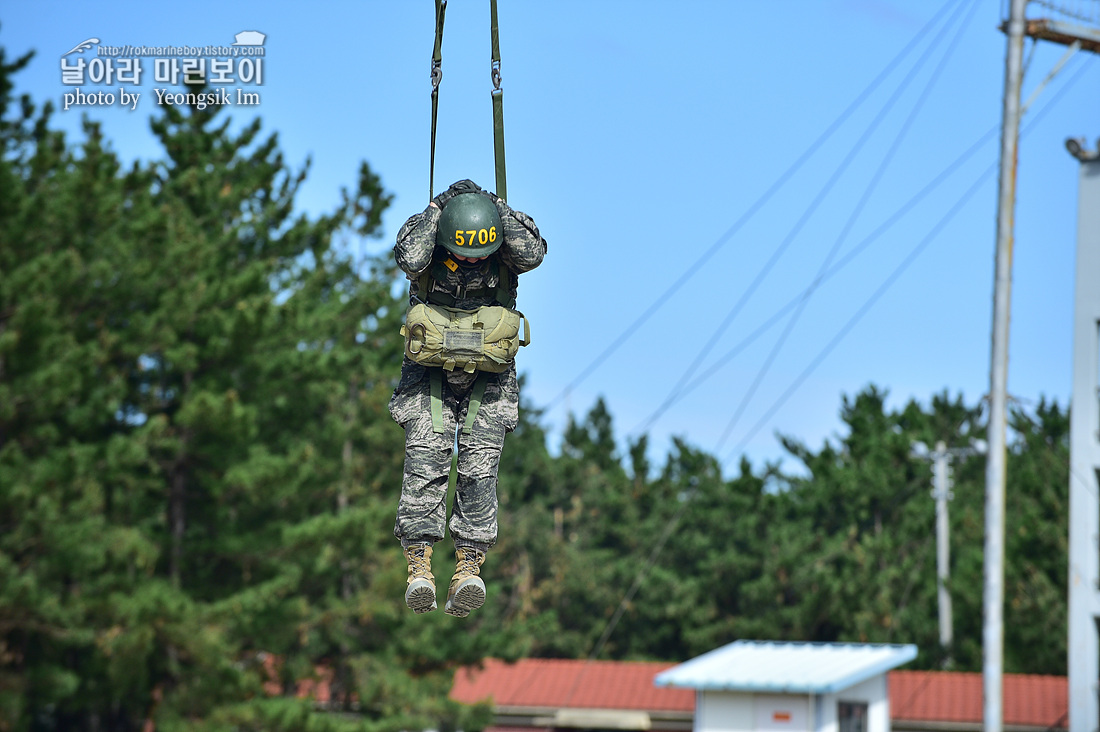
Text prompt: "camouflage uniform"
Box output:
[[390, 192, 546, 554]]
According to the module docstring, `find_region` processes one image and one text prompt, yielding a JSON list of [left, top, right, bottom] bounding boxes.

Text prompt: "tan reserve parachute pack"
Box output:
[[401, 302, 529, 373], [401, 258, 530, 374]]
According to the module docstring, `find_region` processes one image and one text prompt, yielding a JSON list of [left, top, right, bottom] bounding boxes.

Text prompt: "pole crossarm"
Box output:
[[1001, 17, 1100, 53]]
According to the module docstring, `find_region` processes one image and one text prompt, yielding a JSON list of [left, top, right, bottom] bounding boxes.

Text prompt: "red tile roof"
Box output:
[[451, 658, 695, 712], [452, 659, 1068, 729], [890, 670, 1067, 728]]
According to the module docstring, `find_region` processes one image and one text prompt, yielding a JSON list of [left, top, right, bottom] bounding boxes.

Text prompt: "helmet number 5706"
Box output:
[[454, 227, 497, 246]]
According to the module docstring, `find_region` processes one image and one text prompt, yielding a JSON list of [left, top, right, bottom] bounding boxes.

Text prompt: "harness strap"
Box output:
[[428, 0, 506, 201], [490, 0, 507, 201], [429, 368, 445, 434], [429, 0, 447, 200], [416, 257, 515, 309], [430, 368, 489, 435], [463, 372, 490, 435], [496, 264, 515, 309], [420, 285, 496, 308]]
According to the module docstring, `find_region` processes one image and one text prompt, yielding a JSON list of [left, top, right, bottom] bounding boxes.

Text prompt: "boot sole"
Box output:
[[444, 577, 485, 618], [406, 579, 437, 614]]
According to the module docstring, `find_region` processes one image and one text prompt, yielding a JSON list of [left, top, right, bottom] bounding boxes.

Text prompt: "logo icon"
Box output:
[[62, 38, 100, 57], [232, 31, 266, 46]]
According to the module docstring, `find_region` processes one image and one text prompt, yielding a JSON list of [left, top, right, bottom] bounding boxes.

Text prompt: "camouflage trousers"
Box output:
[[390, 361, 519, 552]]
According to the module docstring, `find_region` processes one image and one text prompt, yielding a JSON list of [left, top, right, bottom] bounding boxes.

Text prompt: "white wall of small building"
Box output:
[[818, 675, 890, 732], [694, 675, 890, 732], [695, 691, 757, 732]]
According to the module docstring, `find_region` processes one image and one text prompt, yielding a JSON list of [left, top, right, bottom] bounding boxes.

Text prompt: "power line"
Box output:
[[712, 0, 981, 455], [672, 0, 966, 452], [546, 0, 965, 413], [721, 55, 1093, 464], [629, 48, 1092, 439], [720, 172, 985, 459], [631, 118, 1002, 439]]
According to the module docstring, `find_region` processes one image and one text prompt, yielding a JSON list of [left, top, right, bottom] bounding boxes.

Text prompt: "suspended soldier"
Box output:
[[391, 178, 547, 616]]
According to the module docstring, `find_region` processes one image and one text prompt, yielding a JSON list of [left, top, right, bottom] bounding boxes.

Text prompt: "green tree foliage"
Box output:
[[481, 382, 1067, 677], [547, 387, 1067, 676]]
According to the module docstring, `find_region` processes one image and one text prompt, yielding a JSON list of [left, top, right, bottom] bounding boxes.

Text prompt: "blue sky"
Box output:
[[5, 1, 1098, 476]]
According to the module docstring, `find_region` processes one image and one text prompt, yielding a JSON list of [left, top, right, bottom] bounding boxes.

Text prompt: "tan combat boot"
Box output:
[[445, 546, 486, 617], [404, 544, 436, 614]]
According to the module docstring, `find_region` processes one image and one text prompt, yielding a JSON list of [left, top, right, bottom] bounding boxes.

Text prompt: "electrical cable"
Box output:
[[630, 0, 966, 437], [722, 55, 1093, 464], [712, 0, 981, 455], [546, 0, 965, 413], [633, 48, 1093, 437], [632, 107, 1001, 439], [719, 169, 993, 460], [663, 17, 962, 447]]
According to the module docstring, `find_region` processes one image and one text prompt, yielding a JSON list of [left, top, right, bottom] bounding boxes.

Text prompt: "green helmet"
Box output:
[[436, 193, 504, 258]]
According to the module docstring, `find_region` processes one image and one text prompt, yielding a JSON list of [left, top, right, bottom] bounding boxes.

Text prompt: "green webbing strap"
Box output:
[[429, 368, 445, 434], [418, 259, 515, 309], [431, 368, 487, 436], [489, 0, 501, 67], [463, 372, 490, 434], [496, 263, 514, 309], [490, 0, 507, 202], [430, 0, 447, 200], [417, 270, 432, 304]]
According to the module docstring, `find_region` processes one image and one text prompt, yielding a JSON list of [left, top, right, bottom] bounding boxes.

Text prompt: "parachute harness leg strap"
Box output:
[[463, 372, 490, 435], [429, 368, 446, 434], [429, 368, 489, 436], [429, 0, 447, 200], [490, 0, 507, 201]]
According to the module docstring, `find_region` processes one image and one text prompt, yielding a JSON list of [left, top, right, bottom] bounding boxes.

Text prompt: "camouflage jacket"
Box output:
[[394, 196, 546, 311]]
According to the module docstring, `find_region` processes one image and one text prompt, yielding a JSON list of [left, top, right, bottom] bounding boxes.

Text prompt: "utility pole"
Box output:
[[913, 439, 984, 665], [996, 3, 1100, 728], [986, 1, 1028, 730], [1066, 137, 1100, 732], [932, 442, 954, 654]]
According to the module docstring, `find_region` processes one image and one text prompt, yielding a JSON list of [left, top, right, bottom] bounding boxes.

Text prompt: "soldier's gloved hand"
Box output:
[[432, 179, 483, 210]]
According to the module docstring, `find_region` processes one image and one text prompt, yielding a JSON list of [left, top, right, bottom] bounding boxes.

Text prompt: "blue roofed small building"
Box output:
[[654, 640, 918, 732]]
